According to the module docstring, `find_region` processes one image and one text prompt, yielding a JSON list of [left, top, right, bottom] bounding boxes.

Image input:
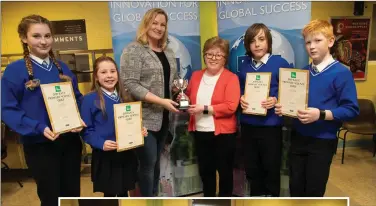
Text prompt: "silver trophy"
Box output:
[[173, 78, 189, 110]]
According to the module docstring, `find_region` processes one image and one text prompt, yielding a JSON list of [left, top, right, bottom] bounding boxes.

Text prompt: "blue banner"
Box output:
[[109, 1, 202, 197], [217, 1, 311, 72], [217, 1, 311, 197]]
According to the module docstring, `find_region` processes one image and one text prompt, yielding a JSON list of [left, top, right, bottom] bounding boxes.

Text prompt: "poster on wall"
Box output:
[[331, 17, 371, 80], [217, 1, 312, 197], [108, 1, 202, 197], [51, 19, 90, 82]]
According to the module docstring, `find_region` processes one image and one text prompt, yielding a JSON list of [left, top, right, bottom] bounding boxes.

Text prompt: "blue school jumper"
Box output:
[[80, 91, 121, 150], [294, 61, 359, 139], [1, 58, 82, 144], [1, 57, 83, 204], [80, 91, 138, 194], [237, 54, 291, 126], [237, 54, 291, 197]]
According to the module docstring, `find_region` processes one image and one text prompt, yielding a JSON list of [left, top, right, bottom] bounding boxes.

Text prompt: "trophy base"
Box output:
[[178, 100, 189, 111]]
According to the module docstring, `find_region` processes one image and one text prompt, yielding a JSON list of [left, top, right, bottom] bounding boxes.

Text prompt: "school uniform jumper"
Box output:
[[237, 54, 291, 197], [80, 91, 138, 196], [290, 60, 359, 197], [1, 58, 83, 206]]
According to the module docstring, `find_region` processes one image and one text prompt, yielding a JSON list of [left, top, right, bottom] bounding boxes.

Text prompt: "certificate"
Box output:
[[278, 68, 309, 117], [114, 101, 144, 152], [243, 72, 271, 116], [40, 82, 83, 134]]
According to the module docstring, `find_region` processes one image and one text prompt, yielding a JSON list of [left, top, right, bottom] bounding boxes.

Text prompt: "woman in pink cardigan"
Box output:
[[180, 36, 240, 197]]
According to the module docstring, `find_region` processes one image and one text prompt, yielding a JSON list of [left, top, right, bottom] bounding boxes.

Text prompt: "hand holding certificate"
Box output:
[[243, 72, 271, 116], [114, 102, 144, 152], [40, 82, 83, 134], [278, 68, 309, 117]]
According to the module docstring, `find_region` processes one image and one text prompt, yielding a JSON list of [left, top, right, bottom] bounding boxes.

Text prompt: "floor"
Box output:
[[1, 147, 376, 206]]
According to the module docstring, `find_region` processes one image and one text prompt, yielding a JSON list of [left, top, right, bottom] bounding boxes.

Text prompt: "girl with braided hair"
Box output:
[[1, 14, 85, 206]]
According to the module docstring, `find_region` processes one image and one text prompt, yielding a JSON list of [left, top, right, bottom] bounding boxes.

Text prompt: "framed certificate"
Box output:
[[278, 68, 309, 118], [114, 101, 144, 152], [243, 72, 271, 116], [40, 82, 83, 134]]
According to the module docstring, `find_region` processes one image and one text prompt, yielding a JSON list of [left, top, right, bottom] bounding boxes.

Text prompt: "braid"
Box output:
[[23, 42, 40, 90], [48, 50, 71, 82]]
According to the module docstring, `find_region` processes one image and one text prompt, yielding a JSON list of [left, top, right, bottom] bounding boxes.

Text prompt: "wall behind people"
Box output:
[[1, 1, 112, 94]]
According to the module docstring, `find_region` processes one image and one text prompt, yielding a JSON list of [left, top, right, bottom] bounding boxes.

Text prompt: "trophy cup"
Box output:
[[173, 78, 189, 110]]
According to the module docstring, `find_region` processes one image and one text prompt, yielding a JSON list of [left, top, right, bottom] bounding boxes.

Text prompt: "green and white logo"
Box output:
[[256, 75, 260, 80], [126, 105, 131, 112], [291, 72, 296, 78], [55, 86, 61, 92]]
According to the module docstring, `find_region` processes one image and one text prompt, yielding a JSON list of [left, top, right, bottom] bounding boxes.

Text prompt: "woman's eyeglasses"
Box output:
[[205, 53, 225, 60]]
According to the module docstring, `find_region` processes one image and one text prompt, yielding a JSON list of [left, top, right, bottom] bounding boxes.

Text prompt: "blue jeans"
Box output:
[[136, 114, 169, 197]]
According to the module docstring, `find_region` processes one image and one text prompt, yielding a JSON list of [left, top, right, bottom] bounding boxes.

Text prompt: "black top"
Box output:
[[153, 50, 170, 99]]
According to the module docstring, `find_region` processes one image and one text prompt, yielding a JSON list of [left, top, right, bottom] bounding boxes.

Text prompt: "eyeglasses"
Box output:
[[205, 53, 225, 60]]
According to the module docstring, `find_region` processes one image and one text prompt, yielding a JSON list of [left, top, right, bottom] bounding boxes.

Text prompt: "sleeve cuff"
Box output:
[[132, 87, 149, 101], [93, 138, 106, 151], [36, 123, 47, 135]]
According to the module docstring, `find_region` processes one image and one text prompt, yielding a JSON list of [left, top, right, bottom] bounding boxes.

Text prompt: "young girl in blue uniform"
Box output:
[[80, 56, 147, 197], [237, 23, 291, 197], [275, 20, 359, 197], [1, 15, 84, 206]]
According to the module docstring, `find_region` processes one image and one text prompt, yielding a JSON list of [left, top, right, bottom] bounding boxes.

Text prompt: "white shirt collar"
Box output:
[[252, 53, 270, 66], [312, 55, 335, 73], [29, 54, 50, 65], [101, 87, 118, 96]]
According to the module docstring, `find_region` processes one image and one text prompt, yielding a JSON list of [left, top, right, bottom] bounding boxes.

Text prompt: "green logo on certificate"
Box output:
[[256, 75, 260, 80], [291, 72, 296, 78], [55, 86, 61, 92], [126, 105, 131, 111]]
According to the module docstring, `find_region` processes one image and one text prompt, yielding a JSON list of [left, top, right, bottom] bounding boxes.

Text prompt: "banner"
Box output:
[[109, 1, 202, 197], [217, 1, 311, 197], [331, 17, 370, 80], [217, 1, 311, 72]]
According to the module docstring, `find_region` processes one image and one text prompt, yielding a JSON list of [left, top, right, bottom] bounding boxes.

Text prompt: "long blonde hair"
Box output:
[[136, 8, 169, 49], [91, 56, 133, 117]]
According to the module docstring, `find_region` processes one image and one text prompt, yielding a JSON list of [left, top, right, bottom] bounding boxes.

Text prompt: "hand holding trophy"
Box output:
[[173, 77, 189, 111]]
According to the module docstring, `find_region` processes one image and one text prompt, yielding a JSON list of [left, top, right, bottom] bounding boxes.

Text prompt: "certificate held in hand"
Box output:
[[40, 82, 83, 134], [278, 68, 309, 117], [114, 102, 144, 152], [243, 72, 271, 116]]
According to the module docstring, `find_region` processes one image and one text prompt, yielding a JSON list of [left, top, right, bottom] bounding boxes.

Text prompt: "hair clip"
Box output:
[[24, 79, 41, 90]]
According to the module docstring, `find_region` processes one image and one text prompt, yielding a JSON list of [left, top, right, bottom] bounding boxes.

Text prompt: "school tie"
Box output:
[[42, 60, 48, 68], [312, 65, 319, 73], [111, 93, 117, 99], [253, 60, 258, 66]]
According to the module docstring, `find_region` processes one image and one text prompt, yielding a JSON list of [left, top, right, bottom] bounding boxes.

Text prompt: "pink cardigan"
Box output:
[[186, 68, 240, 135]]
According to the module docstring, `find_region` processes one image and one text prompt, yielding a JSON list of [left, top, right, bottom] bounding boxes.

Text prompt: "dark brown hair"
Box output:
[[203, 36, 229, 65], [18, 14, 70, 90], [244, 23, 273, 58], [91, 56, 133, 116]]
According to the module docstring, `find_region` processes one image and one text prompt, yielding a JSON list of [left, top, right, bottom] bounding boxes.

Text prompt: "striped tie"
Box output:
[[111, 93, 117, 99], [42, 61, 48, 68], [312, 65, 319, 73]]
